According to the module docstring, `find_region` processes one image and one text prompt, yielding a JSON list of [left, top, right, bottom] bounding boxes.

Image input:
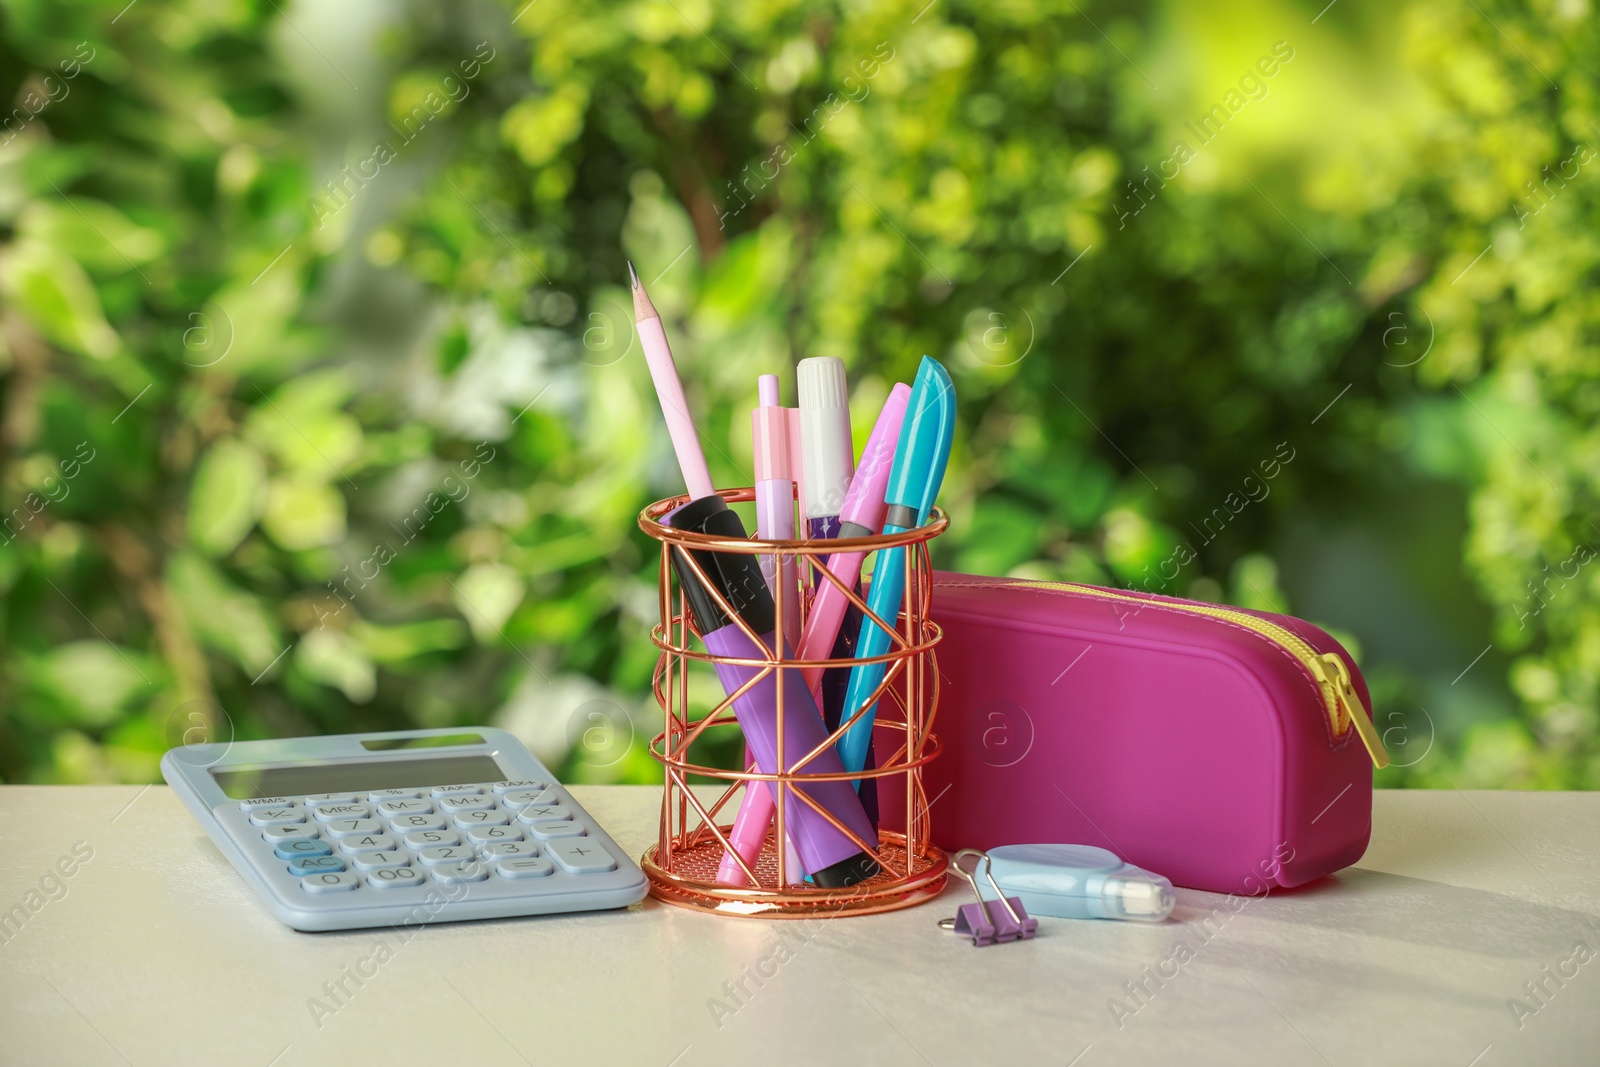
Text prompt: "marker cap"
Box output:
[[797, 357, 854, 520], [883, 356, 956, 527]]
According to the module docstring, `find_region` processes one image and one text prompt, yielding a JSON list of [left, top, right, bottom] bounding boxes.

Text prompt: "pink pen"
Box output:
[[753, 375, 802, 645], [715, 383, 911, 886], [794, 382, 911, 699], [751, 374, 805, 881]]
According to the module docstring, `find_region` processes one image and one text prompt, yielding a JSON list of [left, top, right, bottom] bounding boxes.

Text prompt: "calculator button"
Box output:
[[403, 830, 460, 849], [249, 807, 304, 827], [311, 803, 372, 821], [431, 860, 488, 884], [418, 845, 476, 867], [367, 789, 420, 802], [466, 825, 523, 845], [438, 794, 495, 813], [239, 797, 294, 811], [452, 809, 511, 829], [491, 780, 547, 794], [376, 799, 433, 817], [547, 840, 615, 874], [302, 793, 358, 804], [528, 821, 587, 840], [429, 784, 483, 797], [495, 857, 554, 879], [289, 856, 346, 876], [324, 819, 383, 838], [516, 805, 571, 824], [388, 814, 446, 832], [262, 825, 319, 843], [499, 790, 557, 809], [367, 868, 426, 889], [275, 839, 333, 859], [481, 841, 538, 860], [338, 834, 397, 854], [301, 872, 359, 893], [351, 851, 411, 871]]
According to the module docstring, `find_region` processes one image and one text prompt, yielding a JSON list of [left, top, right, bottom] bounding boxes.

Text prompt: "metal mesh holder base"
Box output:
[[639, 489, 948, 919]]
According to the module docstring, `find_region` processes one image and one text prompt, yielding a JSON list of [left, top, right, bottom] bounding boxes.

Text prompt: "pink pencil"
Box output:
[[630, 262, 714, 501], [714, 383, 911, 886]]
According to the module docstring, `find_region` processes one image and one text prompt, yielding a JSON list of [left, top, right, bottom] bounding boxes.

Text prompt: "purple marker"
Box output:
[[667, 494, 879, 888]]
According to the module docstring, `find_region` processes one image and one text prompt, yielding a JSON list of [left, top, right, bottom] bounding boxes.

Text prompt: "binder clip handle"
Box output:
[[937, 849, 1038, 946]]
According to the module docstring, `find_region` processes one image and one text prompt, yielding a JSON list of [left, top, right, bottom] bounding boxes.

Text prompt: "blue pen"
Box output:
[[835, 355, 956, 781]]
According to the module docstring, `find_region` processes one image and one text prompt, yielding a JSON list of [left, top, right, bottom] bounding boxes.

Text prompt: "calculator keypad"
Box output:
[[219, 779, 631, 918]]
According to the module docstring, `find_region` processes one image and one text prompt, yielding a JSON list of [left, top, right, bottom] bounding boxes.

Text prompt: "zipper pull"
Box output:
[[1314, 653, 1390, 769]]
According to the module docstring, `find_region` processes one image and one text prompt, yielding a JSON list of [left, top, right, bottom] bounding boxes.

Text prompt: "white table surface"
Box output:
[[2, 785, 1596, 1067]]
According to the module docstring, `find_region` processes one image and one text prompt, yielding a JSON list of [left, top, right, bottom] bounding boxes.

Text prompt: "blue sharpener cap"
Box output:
[[883, 356, 956, 522]]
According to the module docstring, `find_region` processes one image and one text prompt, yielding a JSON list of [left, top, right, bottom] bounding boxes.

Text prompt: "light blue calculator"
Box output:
[[162, 727, 648, 931]]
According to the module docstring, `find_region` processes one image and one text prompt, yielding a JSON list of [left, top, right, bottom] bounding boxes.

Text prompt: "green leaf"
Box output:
[[453, 562, 524, 643], [167, 552, 283, 678], [188, 438, 267, 556], [0, 238, 119, 359], [26, 641, 152, 728], [261, 476, 347, 550], [297, 629, 376, 703], [18, 197, 165, 273]]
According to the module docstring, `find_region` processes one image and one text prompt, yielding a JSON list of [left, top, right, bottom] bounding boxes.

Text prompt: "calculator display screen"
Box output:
[[210, 755, 507, 799]]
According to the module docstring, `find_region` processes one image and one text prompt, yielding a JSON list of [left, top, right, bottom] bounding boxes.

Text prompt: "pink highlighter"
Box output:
[[715, 383, 912, 886]]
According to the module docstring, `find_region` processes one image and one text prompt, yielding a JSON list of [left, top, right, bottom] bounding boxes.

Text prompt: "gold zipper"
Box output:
[[1002, 581, 1390, 769]]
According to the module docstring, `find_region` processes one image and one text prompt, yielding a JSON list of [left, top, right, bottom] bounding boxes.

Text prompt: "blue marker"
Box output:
[[835, 355, 956, 781]]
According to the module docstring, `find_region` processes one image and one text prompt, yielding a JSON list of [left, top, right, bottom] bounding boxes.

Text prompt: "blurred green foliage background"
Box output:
[[1, 0, 1596, 789]]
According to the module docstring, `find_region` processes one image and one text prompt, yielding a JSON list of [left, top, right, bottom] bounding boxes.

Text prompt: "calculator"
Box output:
[[161, 727, 647, 931]]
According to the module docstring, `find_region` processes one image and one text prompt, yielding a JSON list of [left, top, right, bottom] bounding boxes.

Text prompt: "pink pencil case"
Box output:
[[880, 572, 1389, 894]]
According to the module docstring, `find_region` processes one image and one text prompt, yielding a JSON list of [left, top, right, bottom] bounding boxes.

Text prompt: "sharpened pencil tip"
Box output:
[[627, 260, 640, 289]]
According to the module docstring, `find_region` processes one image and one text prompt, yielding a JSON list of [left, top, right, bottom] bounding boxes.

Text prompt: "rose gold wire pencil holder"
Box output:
[[637, 488, 949, 918]]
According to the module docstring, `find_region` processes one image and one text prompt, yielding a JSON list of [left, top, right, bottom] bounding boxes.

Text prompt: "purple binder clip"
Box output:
[[938, 849, 1038, 946]]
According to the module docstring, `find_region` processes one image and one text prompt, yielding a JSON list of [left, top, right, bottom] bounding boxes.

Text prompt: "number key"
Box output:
[[352, 851, 411, 871], [403, 830, 459, 849], [338, 834, 397, 854], [389, 814, 446, 832], [452, 809, 510, 828], [300, 871, 359, 893], [481, 841, 537, 860], [418, 846, 473, 867], [367, 867, 425, 889], [324, 819, 382, 838], [466, 825, 523, 845]]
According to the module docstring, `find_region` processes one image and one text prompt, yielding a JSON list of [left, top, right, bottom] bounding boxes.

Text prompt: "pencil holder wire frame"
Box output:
[[638, 488, 949, 918]]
